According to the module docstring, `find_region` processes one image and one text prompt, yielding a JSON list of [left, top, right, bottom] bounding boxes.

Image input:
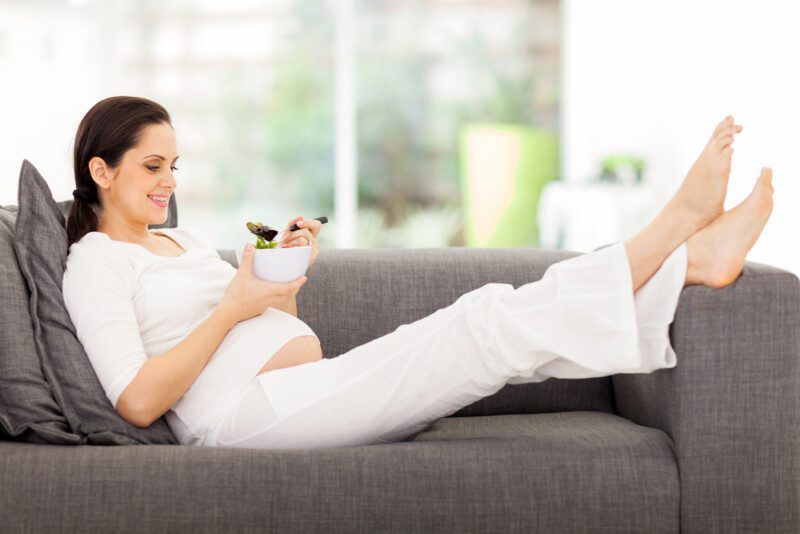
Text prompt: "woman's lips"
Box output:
[[148, 195, 168, 207]]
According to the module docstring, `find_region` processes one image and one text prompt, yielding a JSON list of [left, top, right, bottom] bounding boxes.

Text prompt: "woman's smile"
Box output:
[[147, 194, 169, 208]]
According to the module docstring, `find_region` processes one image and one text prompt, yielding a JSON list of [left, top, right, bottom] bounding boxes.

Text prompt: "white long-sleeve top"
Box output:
[[62, 227, 318, 446]]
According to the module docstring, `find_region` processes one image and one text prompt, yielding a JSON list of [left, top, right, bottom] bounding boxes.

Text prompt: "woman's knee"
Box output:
[[453, 282, 514, 309]]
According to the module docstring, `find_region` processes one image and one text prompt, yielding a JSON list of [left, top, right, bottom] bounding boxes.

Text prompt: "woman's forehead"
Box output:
[[135, 125, 178, 158]]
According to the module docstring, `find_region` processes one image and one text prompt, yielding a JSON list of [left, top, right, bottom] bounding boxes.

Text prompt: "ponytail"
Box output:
[[66, 188, 100, 248]]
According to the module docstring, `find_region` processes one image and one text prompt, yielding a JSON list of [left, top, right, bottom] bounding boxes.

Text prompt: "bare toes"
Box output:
[[711, 119, 738, 143], [712, 116, 731, 134], [758, 167, 774, 188], [717, 135, 735, 148], [746, 168, 775, 214], [718, 123, 740, 138], [723, 124, 743, 137]]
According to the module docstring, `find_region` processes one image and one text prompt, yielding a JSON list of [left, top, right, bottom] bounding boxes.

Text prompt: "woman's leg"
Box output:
[[209, 239, 685, 450]]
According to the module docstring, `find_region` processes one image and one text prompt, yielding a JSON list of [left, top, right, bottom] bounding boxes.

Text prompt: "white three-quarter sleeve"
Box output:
[[62, 238, 148, 410]]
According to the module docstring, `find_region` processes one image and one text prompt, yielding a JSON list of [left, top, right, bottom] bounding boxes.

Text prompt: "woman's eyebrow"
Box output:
[[142, 154, 180, 162]]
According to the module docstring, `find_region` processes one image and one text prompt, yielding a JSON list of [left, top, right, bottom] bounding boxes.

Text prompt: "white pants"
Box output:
[[204, 241, 687, 449]]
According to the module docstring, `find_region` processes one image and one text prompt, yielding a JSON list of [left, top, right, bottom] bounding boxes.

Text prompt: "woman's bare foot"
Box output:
[[685, 167, 774, 288], [664, 115, 743, 233]]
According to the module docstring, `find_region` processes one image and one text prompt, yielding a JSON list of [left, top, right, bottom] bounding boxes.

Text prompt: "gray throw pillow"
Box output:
[[12, 159, 179, 445], [0, 206, 79, 444]]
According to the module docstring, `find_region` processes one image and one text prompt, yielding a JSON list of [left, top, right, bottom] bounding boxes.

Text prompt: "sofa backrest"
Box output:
[[218, 247, 616, 417]]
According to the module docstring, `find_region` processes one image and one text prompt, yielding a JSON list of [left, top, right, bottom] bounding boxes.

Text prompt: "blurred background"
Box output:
[[0, 0, 797, 276]]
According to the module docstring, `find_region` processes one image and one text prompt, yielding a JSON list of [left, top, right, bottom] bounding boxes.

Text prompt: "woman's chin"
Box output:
[[147, 211, 169, 225]]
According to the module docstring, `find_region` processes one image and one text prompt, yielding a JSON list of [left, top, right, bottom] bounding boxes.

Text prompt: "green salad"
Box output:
[[246, 221, 281, 249]]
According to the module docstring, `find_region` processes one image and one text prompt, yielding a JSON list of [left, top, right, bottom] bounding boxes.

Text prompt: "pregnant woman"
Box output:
[[62, 96, 773, 449]]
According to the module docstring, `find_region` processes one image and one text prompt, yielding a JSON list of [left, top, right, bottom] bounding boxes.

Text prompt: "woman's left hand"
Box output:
[[280, 215, 321, 266]]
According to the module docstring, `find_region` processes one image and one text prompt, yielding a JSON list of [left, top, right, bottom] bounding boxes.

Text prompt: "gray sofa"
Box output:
[[2, 233, 799, 532]]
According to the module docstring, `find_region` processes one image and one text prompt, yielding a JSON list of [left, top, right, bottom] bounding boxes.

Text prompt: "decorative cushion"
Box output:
[[12, 159, 179, 445], [0, 206, 79, 444]]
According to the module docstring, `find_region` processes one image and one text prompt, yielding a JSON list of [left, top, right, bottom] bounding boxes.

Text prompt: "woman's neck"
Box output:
[[96, 211, 153, 244]]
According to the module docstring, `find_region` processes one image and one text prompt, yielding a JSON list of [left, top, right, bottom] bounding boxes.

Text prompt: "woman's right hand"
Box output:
[[219, 243, 308, 324]]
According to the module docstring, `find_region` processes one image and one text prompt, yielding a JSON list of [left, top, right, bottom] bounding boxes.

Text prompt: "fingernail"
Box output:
[[246, 243, 254, 251]]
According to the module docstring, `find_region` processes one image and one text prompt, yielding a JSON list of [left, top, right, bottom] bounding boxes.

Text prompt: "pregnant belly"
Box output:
[[255, 335, 323, 376]]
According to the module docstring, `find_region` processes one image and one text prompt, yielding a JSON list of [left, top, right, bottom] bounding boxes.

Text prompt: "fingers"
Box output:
[[279, 216, 323, 246], [293, 217, 322, 237], [287, 215, 303, 229], [283, 276, 308, 293], [263, 276, 308, 296], [285, 215, 303, 231], [239, 242, 254, 271], [281, 228, 315, 245]]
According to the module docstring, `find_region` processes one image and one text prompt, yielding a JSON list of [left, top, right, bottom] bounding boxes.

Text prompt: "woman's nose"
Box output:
[[164, 172, 177, 189]]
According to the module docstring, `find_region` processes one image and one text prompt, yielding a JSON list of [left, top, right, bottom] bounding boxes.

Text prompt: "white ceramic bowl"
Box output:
[[235, 244, 312, 283]]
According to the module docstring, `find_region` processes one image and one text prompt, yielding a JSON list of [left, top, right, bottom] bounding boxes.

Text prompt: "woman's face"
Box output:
[[93, 121, 179, 228]]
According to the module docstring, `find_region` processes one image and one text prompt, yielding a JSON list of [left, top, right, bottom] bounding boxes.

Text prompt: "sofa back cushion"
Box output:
[[295, 247, 615, 416], [11, 159, 179, 445]]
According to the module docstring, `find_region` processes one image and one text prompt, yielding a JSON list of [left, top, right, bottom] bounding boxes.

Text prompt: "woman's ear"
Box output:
[[88, 156, 113, 191]]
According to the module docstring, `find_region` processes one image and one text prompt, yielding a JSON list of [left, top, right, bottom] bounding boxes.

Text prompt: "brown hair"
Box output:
[[66, 96, 172, 247]]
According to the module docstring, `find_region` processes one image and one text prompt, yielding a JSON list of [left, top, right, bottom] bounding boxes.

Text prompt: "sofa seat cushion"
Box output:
[[0, 411, 678, 532]]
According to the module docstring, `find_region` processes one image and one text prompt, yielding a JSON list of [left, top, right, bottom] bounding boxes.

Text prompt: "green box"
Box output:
[[459, 123, 559, 247]]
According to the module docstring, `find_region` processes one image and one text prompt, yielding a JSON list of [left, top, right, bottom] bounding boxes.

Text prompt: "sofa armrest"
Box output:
[[613, 261, 800, 533]]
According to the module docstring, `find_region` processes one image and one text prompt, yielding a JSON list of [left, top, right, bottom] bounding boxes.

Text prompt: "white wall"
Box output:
[[563, 0, 799, 275], [0, 5, 106, 205]]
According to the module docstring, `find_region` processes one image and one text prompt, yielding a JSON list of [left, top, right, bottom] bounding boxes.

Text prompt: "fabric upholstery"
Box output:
[[11, 159, 178, 445], [0, 411, 679, 533], [613, 261, 800, 533], [0, 206, 78, 444]]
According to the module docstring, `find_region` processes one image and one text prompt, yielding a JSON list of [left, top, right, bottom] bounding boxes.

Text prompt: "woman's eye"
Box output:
[[146, 166, 179, 172]]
